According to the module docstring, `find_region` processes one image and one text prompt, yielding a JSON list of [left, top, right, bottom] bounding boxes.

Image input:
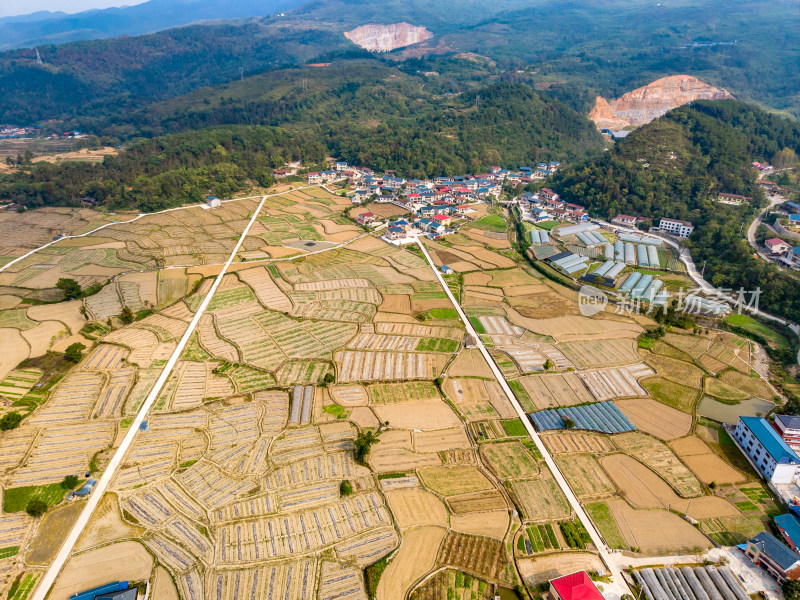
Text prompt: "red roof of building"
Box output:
[[433, 214, 450, 221], [766, 238, 788, 246], [550, 572, 604, 600]]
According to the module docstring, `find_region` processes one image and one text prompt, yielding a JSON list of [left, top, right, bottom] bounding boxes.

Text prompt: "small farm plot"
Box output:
[[615, 398, 692, 441], [669, 436, 746, 485], [418, 466, 495, 497], [605, 499, 712, 554], [0, 368, 41, 401], [541, 432, 616, 455], [236, 266, 292, 311], [27, 371, 104, 425], [410, 569, 494, 600], [437, 531, 509, 583], [83, 344, 127, 371], [528, 401, 636, 434], [507, 476, 571, 522], [317, 562, 367, 600], [335, 351, 449, 382], [517, 522, 561, 555], [0, 429, 37, 472], [518, 373, 594, 410], [558, 338, 640, 368], [384, 488, 449, 529], [368, 381, 440, 404], [444, 378, 516, 419], [375, 322, 463, 340], [644, 353, 705, 388], [555, 454, 615, 500], [207, 561, 318, 600], [446, 490, 509, 515], [480, 441, 540, 480], [613, 432, 702, 498], [578, 365, 652, 401], [329, 385, 368, 406]]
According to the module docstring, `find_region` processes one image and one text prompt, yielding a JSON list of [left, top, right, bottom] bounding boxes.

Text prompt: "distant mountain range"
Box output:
[[0, 0, 304, 50]]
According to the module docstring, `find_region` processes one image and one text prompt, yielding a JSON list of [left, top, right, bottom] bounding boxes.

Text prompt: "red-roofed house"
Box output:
[[549, 571, 604, 600], [766, 238, 792, 255], [357, 212, 375, 225], [612, 214, 637, 226], [432, 214, 452, 226]]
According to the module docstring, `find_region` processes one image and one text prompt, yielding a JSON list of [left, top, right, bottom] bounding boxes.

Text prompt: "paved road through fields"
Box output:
[[415, 238, 631, 598], [30, 193, 272, 600]]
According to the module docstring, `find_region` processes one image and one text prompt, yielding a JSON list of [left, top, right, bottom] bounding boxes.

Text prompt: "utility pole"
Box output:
[[240, 67, 244, 82], [35, 49, 43, 65]]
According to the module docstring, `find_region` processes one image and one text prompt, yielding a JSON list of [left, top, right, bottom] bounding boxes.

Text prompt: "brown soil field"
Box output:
[[669, 436, 746, 485], [508, 477, 571, 522], [329, 384, 369, 405], [413, 428, 471, 453], [559, 338, 641, 368], [481, 441, 540, 480], [541, 432, 616, 455], [23, 320, 67, 356], [25, 301, 84, 335], [509, 314, 640, 342], [719, 370, 773, 399], [463, 272, 492, 286], [377, 526, 446, 600], [77, 492, 145, 551], [152, 566, 179, 600], [0, 328, 29, 380], [373, 400, 461, 430], [556, 454, 615, 500], [50, 541, 153, 600], [380, 294, 411, 313], [370, 448, 442, 473], [616, 398, 692, 440], [349, 406, 380, 429], [504, 284, 551, 296], [518, 552, 603, 586], [419, 466, 495, 497], [385, 488, 449, 528], [509, 290, 583, 320], [438, 530, 508, 582], [31, 146, 118, 165], [444, 377, 516, 419], [27, 502, 84, 565], [600, 455, 738, 519], [606, 499, 712, 554], [450, 510, 509, 540], [411, 296, 455, 311], [462, 227, 512, 248], [614, 433, 702, 498], [447, 349, 494, 378], [485, 268, 540, 289], [519, 373, 594, 409], [446, 489, 508, 514], [0, 294, 21, 309], [645, 353, 705, 388]]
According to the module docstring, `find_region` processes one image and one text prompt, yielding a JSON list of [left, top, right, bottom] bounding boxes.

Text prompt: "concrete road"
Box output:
[[747, 194, 786, 261], [415, 238, 631, 599], [30, 193, 271, 600]]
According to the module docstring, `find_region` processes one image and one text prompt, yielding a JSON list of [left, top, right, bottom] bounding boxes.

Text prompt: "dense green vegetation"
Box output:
[[553, 100, 800, 324]]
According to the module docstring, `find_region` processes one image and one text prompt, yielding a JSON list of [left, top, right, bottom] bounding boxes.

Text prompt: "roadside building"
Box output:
[[733, 416, 800, 484], [612, 214, 637, 227], [440, 265, 454, 275], [206, 196, 221, 209], [69, 581, 137, 600], [357, 212, 375, 226], [775, 513, 800, 552], [658, 217, 694, 238], [784, 247, 800, 269], [548, 571, 604, 600], [773, 415, 800, 450], [744, 531, 800, 582], [766, 238, 792, 255]]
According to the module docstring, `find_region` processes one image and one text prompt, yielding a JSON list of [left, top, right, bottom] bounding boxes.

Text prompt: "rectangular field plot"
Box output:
[[347, 331, 419, 351], [207, 561, 317, 600], [614, 433, 702, 497], [507, 477, 571, 522], [178, 461, 257, 509], [93, 366, 134, 418], [480, 441, 540, 480], [578, 366, 651, 401], [540, 432, 615, 455], [336, 352, 449, 382], [11, 423, 113, 486], [317, 562, 367, 600], [27, 371, 104, 425], [375, 322, 463, 340], [270, 428, 324, 465], [210, 494, 278, 524], [368, 381, 440, 404], [554, 454, 615, 499], [0, 514, 31, 548], [267, 453, 355, 493], [83, 344, 127, 370], [0, 429, 37, 471], [558, 338, 640, 368], [277, 361, 331, 386], [438, 531, 507, 581], [518, 373, 594, 410], [529, 401, 636, 434], [214, 493, 393, 563], [0, 369, 41, 401]]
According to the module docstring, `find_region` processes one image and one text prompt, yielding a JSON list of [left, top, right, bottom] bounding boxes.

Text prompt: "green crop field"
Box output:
[[416, 338, 459, 353], [470, 215, 507, 233], [500, 418, 528, 437], [585, 502, 626, 549], [725, 314, 790, 349], [4, 483, 74, 513]]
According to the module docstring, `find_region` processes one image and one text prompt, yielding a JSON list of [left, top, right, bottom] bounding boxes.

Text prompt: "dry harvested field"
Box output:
[[446, 489, 508, 515], [419, 466, 495, 497], [614, 433, 702, 498], [450, 510, 509, 540], [514, 314, 641, 342], [578, 365, 652, 401], [373, 399, 461, 430], [644, 353, 705, 388], [719, 369, 773, 399], [480, 441, 539, 480], [615, 398, 692, 440], [447, 349, 494, 377], [370, 448, 441, 472], [670, 436, 746, 485], [556, 454, 615, 500], [606, 499, 712, 554], [368, 381, 440, 403], [376, 526, 446, 600], [507, 476, 571, 522], [335, 351, 449, 382], [541, 432, 616, 455], [518, 552, 603, 586], [384, 488, 449, 528], [444, 377, 516, 419], [413, 428, 471, 453], [330, 385, 369, 405], [518, 373, 594, 409], [559, 338, 640, 368]]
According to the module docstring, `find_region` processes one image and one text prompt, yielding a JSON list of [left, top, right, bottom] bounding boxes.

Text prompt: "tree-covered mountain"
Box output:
[[552, 99, 800, 324], [0, 82, 602, 210], [0, 0, 304, 51], [0, 0, 798, 127]]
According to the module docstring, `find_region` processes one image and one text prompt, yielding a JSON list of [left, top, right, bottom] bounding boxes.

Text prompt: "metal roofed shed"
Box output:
[[70, 582, 132, 600], [776, 513, 800, 551], [73, 478, 97, 498], [96, 589, 138, 600], [740, 416, 800, 465]]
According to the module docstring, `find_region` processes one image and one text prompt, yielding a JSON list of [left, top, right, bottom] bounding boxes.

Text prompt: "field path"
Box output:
[[30, 192, 275, 600], [415, 238, 631, 598]]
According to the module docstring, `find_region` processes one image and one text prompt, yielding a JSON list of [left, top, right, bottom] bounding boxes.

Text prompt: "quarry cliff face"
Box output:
[[589, 75, 734, 129], [344, 22, 433, 52]]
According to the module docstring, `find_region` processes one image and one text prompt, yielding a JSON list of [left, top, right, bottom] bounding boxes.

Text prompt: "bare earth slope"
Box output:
[[344, 22, 433, 52], [589, 75, 733, 129]]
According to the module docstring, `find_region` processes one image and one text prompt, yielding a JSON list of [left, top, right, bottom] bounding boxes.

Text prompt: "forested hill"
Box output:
[[552, 99, 800, 324], [0, 83, 602, 211]]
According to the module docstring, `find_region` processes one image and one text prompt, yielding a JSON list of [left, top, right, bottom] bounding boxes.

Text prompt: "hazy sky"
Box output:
[[0, 1, 147, 18]]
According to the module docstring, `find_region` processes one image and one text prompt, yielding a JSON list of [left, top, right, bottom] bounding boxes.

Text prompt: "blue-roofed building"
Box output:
[[734, 417, 800, 484], [70, 581, 134, 600], [784, 201, 800, 214], [775, 513, 800, 552], [72, 478, 97, 498], [744, 531, 800, 582]]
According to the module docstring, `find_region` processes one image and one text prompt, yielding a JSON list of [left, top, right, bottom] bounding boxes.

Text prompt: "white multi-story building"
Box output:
[[659, 217, 694, 238], [734, 416, 800, 484]]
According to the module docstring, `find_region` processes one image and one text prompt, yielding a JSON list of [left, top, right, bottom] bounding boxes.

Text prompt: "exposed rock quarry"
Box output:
[[344, 22, 433, 52], [589, 75, 734, 130]]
